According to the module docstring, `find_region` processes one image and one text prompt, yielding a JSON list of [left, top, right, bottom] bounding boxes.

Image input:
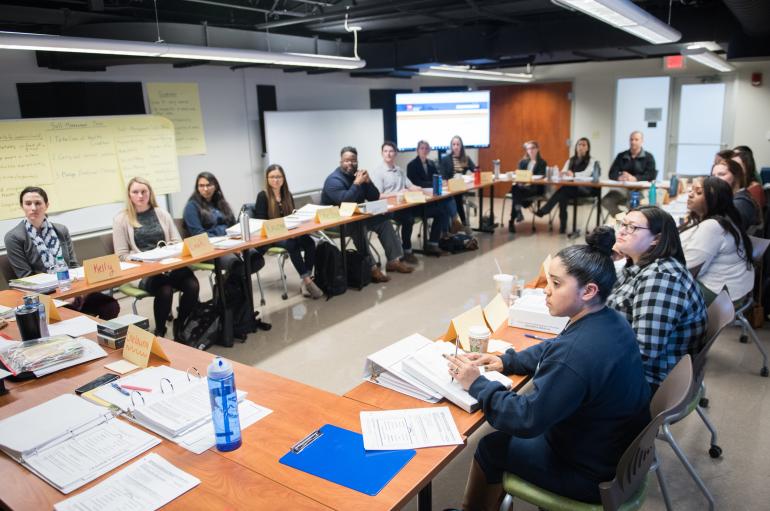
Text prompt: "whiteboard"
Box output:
[[264, 109, 385, 193]]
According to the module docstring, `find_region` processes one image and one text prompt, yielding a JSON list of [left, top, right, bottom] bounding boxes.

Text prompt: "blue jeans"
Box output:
[[273, 235, 316, 279], [394, 202, 450, 251]]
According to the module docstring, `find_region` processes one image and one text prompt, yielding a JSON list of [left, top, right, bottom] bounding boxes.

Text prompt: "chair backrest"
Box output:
[[98, 233, 116, 255], [0, 253, 17, 283], [173, 218, 190, 239], [749, 235, 770, 264], [599, 356, 693, 511], [240, 203, 256, 219], [693, 290, 734, 383]]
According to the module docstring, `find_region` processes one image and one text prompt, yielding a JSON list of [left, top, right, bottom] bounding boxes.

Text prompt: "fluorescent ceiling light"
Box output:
[[0, 31, 366, 69], [419, 65, 533, 83], [682, 48, 734, 72], [554, 0, 681, 44]]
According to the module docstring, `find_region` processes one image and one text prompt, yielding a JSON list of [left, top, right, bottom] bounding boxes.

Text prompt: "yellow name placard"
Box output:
[[261, 218, 289, 238], [181, 233, 214, 258], [83, 254, 122, 285], [403, 191, 427, 204], [447, 177, 467, 192], [34, 293, 61, 322], [316, 206, 342, 223], [515, 170, 533, 183], [480, 172, 494, 184], [339, 202, 360, 217], [122, 325, 170, 368]]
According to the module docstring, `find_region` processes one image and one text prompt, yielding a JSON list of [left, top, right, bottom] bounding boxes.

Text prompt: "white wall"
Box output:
[[732, 61, 770, 171]]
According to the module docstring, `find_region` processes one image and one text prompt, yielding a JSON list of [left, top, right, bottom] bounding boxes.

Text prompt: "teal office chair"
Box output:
[[499, 356, 693, 511]]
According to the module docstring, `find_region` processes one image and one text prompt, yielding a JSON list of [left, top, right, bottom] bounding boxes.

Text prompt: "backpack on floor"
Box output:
[[313, 241, 347, 297], [178, 299, 221, 349], [439, 233, 479, 253], [346, 249, 371, 290]]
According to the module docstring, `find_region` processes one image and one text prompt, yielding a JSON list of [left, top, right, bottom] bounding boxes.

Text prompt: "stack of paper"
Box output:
[[290, 203, 333, 223], [0, 336, 107, 377], [93, 365, 271, 454], [360, 407, 463, 450], [401, 342, 512, 413], [8, 272, 60, 293], [225, 218, 264, 237], [128, 244, 183, 262], [0, 394, 159, 494], [54, 453, 200, 511], [508, 289, 569, 334]]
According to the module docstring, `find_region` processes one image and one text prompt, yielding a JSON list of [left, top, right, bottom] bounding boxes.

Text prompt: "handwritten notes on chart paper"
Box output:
[[147, 83, 207, 156], [0, 115, 179, 220]]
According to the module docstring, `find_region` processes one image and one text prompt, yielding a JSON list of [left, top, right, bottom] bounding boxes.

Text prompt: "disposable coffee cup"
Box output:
[[468, 325, 491, 353], [494, 273, 514, 302]]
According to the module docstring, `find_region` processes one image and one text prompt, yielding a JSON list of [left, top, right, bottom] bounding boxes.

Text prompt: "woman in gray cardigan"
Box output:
[[4, 186, 119, 319], [112, 177, 199, 339]]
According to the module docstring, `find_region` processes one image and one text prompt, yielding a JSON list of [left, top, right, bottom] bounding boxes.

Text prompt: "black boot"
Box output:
[[508, 219, 516, 233]]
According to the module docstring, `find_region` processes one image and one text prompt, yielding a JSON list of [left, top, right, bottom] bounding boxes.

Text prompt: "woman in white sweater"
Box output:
[[679, 176, 754, 305]]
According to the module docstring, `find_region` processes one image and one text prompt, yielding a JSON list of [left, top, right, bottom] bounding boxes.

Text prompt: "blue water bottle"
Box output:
[[629, 191, 641, 209], [432, 174, 440, 196], [207, 357, 242, 451], [648, 182, 657, 206]]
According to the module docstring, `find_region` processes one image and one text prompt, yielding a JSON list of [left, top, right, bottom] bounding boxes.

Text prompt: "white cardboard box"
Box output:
[[508, 291, 569, 335]]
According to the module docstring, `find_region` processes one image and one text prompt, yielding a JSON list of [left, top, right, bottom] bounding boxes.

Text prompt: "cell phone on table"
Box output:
[[75, 373, 120, 395]]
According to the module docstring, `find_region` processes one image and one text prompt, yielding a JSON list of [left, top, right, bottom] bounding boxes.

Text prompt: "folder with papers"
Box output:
[[279, 424, 415, 496], [0, 394, 159, 494]]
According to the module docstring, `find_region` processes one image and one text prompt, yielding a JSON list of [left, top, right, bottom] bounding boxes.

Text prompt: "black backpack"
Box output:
[[178, 299, 221, 349], [346, 249, 371, 290], [439, 233, 479, 253], [313, 242, 347, 297]]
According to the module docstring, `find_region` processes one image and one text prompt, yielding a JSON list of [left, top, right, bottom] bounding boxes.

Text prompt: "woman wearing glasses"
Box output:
[[607, 206, 706, 393], [113, 177, 199, 339], [679, 176, 754, 305]]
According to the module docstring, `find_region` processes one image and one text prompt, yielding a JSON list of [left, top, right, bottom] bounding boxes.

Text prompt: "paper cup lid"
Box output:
[[468, 325, 490, 338]]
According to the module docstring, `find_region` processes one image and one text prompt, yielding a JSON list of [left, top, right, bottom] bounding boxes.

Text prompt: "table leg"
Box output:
[[596, 187, 602, 228], [340, 224, 348, 277], [197, 257, 233, 350], [418, 481, 432, 511], [473, 187, 495, 234]]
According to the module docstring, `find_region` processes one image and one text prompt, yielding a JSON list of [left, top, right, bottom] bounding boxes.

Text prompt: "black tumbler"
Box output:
[[15, 304, 41, 341]]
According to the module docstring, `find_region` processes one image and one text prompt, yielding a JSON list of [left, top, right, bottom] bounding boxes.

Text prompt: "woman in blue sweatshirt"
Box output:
[[447, 227, 651, 509]]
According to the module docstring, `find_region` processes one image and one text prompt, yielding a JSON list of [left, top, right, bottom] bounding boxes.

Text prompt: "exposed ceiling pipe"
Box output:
[[721, 0, 770, 38], [179, 0, 306, 17]]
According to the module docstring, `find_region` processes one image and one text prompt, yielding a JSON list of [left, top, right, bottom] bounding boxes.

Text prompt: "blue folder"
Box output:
[[279, 424, 416, 496]]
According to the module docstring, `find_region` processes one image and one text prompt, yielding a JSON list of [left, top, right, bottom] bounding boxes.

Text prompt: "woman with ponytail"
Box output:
[[446, 227, 650, 509]]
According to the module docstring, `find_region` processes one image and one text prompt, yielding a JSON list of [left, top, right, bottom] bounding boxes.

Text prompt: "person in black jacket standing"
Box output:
[[602, 131, 657, 217]]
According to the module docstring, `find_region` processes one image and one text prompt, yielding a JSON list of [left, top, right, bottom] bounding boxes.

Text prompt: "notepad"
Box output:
[[0, 394, 159, 494], [280, 424, 415, 496], [54, 453, 200, 511], [360, 407, 463, 450]]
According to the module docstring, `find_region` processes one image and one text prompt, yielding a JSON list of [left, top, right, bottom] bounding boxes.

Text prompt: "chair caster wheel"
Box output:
[[709, 445, 722, 458], [699, 397, 709, 408], [740, 335, 748, 343], [260, 299, 266, 306], [761, 367, 769, 377], [281, 293, 288, 300]]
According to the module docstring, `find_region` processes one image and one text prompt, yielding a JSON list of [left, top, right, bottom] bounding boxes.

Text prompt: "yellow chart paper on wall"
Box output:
[[339, 202, 360, 217], [443, 305, 487, 351], [316, 206, 342, 223], [0, 115, 179, 220], [123, 325, 170, 368], [403, 191, 426, 204], [483, 294, 509, 332], [261, 218, 288, 238], [515, 170, 533, 183], [83, 254, 122, 285], [447, 177, 467, 192], [34, 293, 61, 322], [181, 233, 214, 258], [147, 82, 207, 156]]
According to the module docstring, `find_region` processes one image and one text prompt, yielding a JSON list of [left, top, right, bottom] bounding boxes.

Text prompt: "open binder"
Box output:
[[0, 394, 159, 494]]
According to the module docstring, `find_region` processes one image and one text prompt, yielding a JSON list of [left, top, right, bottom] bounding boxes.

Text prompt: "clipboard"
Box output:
[[279, 424, 415, 496]]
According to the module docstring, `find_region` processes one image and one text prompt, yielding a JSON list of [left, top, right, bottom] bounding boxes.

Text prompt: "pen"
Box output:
[[524, 333, 551, 341], [451, 337, 459, 383], [120, 384, 152, 392], [111, 382, 130, 396]]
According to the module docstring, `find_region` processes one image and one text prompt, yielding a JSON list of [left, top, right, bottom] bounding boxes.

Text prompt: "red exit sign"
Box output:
[[664, 55, 686, 70]]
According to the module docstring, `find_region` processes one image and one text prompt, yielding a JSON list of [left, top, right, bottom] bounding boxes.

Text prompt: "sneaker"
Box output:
[[424, 244, 449, 257], [463, 225, 473, 236], [371, 266, 391, 283], [401, 252, 419, 265], [304, 280, 324, 299], [385, 260, 414, 273]]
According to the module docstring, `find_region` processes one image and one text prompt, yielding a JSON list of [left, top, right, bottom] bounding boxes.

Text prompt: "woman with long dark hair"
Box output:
[[679, 176, 754, 304], [255, 164, 322, 299], [535, 137, 598, 234], [711, 156, 759, 231], [183, 172, 236, 237], [508, 140, 547, 233], [607, 205, 706, 392]]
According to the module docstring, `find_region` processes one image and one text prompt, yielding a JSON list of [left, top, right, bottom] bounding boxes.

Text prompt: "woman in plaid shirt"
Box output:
[[607, 206, 707, 392]]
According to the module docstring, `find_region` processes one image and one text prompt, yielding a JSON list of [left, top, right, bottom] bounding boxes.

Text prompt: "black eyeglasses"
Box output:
[[615, 221, 651, 234]]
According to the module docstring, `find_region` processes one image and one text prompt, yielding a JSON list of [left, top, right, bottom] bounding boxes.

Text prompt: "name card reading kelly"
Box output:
[[403, 191, 427, 204], [315, 206, 341, 223], [339, 202, 361, 217], [447, 178, 467, 192], [261, 218, 288, 238], [83, 254, 122, 285], [515, 170, 533, 183], [123, 324, 170, 368], [181, 233, 214, 258]]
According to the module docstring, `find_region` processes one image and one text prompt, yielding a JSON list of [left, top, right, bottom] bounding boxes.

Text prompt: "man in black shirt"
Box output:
[[602, 131, 657, 216]]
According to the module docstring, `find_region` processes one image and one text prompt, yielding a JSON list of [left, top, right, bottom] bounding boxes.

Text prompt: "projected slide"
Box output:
[[396, 91, 490, 151]]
